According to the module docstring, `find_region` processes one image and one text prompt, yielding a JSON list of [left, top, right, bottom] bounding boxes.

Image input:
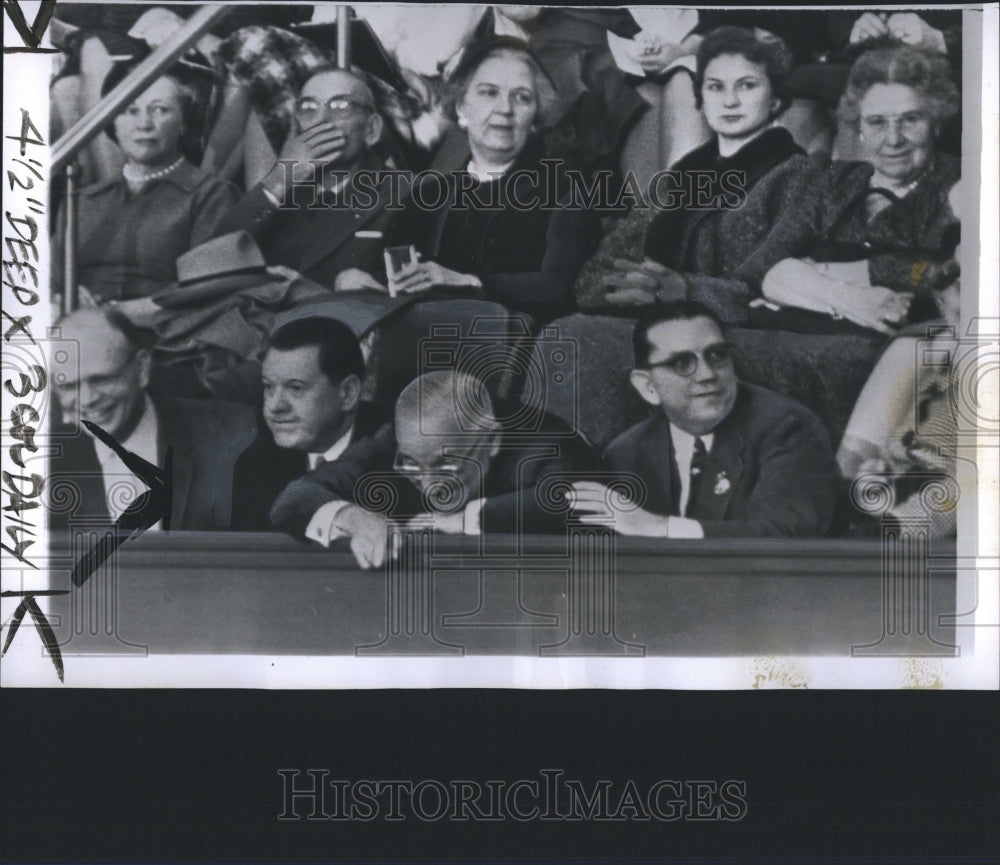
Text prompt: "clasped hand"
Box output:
[[837, 284, 913, 335], [567, 481, 670, 537], [600, 258, 688, 306], [389, 259, 481, 296], [850, 12, 945, 52], [332, 504, 465, 569], [628, 33, 687, 76]]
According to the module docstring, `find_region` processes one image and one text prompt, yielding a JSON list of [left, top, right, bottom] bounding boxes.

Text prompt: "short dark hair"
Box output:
[[267, 317, 365, 385], [102, 59, 215, 163], [694, 25, 794, 112], [632, 301, 725, 368]]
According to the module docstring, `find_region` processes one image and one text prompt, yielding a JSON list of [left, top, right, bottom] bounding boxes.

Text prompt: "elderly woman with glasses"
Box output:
[[387, 37, 601, 323], [761, 46, 960, 336]]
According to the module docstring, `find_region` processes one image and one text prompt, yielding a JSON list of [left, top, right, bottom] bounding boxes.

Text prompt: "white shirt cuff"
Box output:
[[463, 498, 485, 535], [305, 500, 351, 547], [261, 185, 281, 207], [668, 517, 705, 539]]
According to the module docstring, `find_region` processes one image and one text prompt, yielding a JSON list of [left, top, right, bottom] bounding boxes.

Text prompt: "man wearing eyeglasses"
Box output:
[[216, 66, 398, 291], [571, 300, 839, 538], [269, 369, 595, 568], [49, 308, 257, 533]]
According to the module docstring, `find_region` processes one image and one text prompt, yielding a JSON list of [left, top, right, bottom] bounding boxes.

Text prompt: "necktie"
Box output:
[[685, 437, 707, 517]]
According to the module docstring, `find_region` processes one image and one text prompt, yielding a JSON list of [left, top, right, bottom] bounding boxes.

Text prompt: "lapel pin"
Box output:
[[714, 472, 731, 495]]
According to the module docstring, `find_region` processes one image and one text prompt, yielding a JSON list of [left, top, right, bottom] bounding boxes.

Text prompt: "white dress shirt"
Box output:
[[303, 426, 370, 547], [668, 424, 713, 539], [89, 396, 159, 526], [307, 428, 353, 471]]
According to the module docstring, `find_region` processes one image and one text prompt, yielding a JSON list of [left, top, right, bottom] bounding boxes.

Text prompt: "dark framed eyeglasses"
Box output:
[[643, 342, 733, 377], [294, 95, 374, 119]]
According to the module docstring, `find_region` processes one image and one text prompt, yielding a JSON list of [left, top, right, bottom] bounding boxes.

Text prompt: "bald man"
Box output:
[[49, 308, 257, 532], [215, 66, 400, 291], [269, 370, 595, 568]]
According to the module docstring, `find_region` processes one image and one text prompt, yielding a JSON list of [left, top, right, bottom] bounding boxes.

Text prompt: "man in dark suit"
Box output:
[[230, 317, 385, 531], [571, 301, 839, 537], [49, 308, 256, 533], [215, 66, 399, 290], [269, 369, 595, 568]]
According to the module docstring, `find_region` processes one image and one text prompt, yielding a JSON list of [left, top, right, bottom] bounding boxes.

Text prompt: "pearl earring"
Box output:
[[457, 116, 468, 130]]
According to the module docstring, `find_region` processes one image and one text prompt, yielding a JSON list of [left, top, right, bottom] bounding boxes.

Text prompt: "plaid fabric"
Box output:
[[216, 25, 415, 154]]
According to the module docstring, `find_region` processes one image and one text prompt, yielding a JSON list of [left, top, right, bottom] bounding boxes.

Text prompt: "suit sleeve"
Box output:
[[686, 155, 830, 325], [269, 424, 397, 538], [213, 182, 282, 242], [479, 432, 600, 535], [699, 410, 839, 539]]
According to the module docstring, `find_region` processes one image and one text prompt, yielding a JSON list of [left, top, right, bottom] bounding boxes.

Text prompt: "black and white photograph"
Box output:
[[1, 1, 998, 860]]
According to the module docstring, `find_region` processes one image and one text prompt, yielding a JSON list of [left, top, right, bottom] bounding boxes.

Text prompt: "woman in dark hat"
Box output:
[[388, 37, 601, 323], [52, 58, 239, 327]]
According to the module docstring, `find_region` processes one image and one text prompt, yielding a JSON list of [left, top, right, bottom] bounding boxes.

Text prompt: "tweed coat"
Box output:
[[575, 128, 826, 324]]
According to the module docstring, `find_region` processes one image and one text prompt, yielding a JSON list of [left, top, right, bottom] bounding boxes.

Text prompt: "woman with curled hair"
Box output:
[[575, 26, 825, 324], [389, 37, 601, 322], [52, 58, 238, 327], [762, 46, 960, 335]]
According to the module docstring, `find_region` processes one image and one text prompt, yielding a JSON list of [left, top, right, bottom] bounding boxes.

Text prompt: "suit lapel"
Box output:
[[640, 418, 679, 516], [296, 164, 391, 276], [157, 403, 194, 531], [59, 431, 111, 524]]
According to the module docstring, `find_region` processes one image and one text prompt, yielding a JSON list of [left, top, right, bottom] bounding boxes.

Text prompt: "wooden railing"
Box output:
[[45, 532, 960, 658]]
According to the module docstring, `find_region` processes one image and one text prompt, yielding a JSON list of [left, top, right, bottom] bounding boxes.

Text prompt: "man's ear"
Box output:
[[135, 347, 152, 392], [629, 368, 661, 408], [339, 375, 362, 412], [364, 112, 384, 148]]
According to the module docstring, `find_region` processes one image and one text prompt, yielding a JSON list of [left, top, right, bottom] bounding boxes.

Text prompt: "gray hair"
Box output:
[[396, 370, 499, 435], [439, 41, 559, 129], [837, 45, 959, 131]]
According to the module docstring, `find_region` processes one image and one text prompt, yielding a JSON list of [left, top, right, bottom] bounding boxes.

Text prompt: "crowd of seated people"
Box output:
[[47, 6, 967, 557]]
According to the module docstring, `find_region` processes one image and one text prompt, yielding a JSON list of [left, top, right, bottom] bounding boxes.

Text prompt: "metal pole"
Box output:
[[52, 5, 233, 175], [64, 163, 80, 314], [337, 6, 351, 69]]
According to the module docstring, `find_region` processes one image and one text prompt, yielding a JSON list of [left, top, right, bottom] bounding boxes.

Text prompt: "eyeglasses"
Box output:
[[393, 434, 493, 476], [643, 342, 733, 377], [860, 112, 930, 138], [294, 95, 373, 119]]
